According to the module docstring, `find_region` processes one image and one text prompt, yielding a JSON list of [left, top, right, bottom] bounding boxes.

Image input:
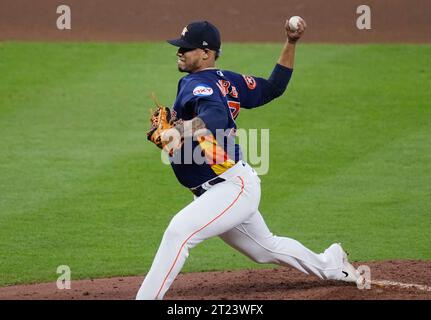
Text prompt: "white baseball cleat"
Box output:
[[338, 244, 360, 283]]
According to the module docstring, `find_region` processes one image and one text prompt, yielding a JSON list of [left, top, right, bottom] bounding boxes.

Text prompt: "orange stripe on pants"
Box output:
[[155, 176, 245, 299]]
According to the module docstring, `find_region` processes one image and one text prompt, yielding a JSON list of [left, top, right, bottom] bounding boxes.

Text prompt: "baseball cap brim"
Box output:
[[167, 38, 198, 49]]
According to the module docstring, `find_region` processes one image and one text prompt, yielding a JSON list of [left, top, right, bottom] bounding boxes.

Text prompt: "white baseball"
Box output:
[[288, 16, 302, 32]]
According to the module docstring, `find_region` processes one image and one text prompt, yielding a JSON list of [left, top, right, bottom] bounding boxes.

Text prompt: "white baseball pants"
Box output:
[[136, 161, 345, 300]]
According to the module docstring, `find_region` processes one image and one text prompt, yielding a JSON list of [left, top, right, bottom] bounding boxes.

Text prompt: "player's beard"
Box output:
[[177, 65, 187, 73], [178, 59, 201, 74]]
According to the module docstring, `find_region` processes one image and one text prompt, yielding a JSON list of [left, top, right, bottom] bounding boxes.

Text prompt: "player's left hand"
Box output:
[[147, 104, 173, 147], [285, 17, 307, 43], [146, 98, 184, 156]]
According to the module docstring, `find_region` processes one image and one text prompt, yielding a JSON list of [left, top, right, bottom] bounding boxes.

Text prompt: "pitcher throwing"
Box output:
[[137, 18, 359, 300]]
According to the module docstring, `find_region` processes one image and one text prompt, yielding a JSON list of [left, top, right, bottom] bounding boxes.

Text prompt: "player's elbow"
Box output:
[[267, 63, 293, 99], [271, 85, 287, 99]]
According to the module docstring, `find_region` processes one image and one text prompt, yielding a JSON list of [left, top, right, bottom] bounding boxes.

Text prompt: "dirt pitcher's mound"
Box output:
[[0, 260, 430, 300]]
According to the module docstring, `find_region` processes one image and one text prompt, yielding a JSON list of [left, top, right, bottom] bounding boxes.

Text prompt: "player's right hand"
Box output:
[[285, 17, 307, 44]]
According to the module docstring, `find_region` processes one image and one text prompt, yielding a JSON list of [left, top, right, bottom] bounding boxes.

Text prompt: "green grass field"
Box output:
[[0, 42, 430, 286]]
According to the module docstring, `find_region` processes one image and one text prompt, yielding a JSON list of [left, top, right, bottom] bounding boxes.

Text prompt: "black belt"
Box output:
[[190, 177, 226, 197]]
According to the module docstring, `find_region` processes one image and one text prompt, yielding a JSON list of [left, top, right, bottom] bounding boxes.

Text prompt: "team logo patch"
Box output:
[[242, 75, 257, 90], [193, 85, 213, 96]]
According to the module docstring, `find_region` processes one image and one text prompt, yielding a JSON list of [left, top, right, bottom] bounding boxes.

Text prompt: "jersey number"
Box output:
[[228, 101, 240, 119]]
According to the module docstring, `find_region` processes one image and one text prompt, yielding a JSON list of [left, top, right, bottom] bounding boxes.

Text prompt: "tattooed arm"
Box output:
[[173, 117, 207, 139], [160, 117, 208, 154]]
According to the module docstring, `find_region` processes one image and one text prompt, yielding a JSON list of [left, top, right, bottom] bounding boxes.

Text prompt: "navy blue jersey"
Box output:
[[169, 63, 292, 188]]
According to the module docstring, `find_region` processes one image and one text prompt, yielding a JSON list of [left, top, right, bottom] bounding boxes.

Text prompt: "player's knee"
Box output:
[[248, 240, 279, 264], [252, 255, 274, 264], [244, 248, 276, 264], [163, 224, 185, 243], [163, 223, 198, 248]]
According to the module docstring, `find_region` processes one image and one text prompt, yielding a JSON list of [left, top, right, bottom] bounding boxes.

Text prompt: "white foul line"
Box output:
[[371, 279, 431, 292]]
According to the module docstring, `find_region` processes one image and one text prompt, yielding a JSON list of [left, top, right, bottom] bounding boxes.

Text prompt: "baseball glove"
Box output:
[[146, 94, 183, 155]]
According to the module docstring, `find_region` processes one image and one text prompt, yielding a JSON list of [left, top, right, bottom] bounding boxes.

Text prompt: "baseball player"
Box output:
[[137, 18, 359, 300]]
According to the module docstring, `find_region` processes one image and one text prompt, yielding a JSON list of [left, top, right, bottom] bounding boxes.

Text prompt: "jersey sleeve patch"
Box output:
[[193, 84, 214, 96], [242, 75, 257, 90]]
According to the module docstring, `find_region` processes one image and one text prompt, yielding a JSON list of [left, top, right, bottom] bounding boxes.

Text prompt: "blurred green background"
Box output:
[[0, 42, 430, 286]]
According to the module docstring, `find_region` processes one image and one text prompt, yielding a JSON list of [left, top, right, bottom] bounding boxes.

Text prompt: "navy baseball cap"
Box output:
[[167, 21, 221, 53]]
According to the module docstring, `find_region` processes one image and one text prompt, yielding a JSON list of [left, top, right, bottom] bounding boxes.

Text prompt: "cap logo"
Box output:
[[181, 26, 188, 37], [202, 41, 208, 46]]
